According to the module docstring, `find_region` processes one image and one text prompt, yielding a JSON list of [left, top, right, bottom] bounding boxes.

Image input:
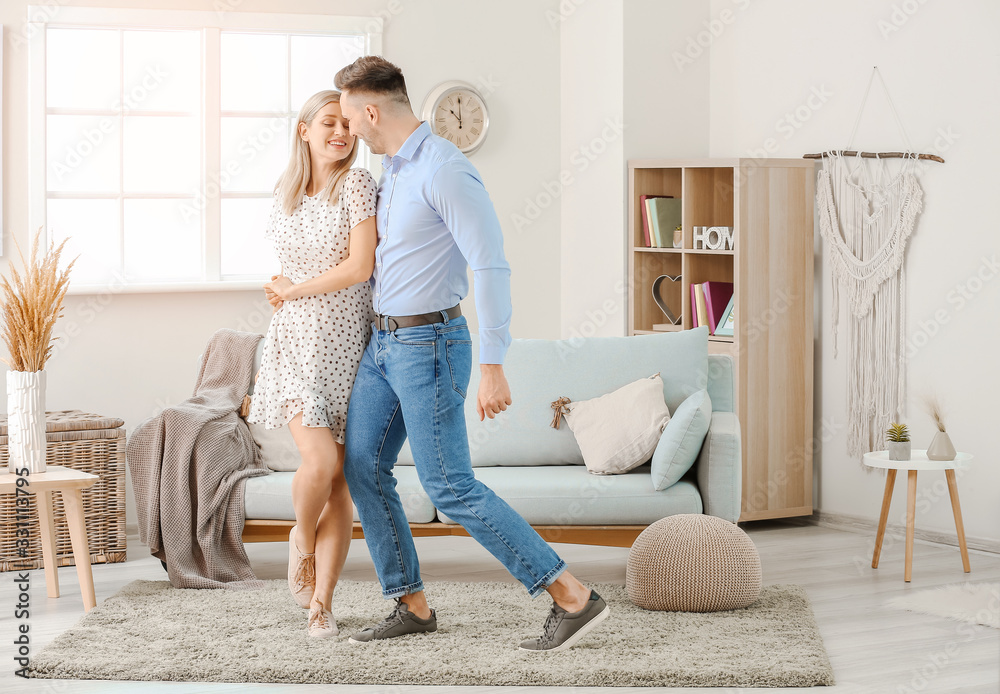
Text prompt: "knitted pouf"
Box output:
[[626, 513, 761, 612]]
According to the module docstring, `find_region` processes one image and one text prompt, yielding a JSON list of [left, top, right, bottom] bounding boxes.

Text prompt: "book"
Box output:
[[714, 294, 736, 337], [694, 283, 708, 328], [639, 195, 671, 247], [701, 281, 734, 334], [647, 197, 682, 250], [643, 198, 658, 247], [690, 284, 699, 327]]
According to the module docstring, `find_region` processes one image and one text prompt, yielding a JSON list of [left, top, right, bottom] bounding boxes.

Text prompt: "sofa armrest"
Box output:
[[696, 411, 742, 522]]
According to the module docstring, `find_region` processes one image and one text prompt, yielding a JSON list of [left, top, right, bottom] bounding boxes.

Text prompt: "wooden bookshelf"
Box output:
[[627, 158, 816, 521]]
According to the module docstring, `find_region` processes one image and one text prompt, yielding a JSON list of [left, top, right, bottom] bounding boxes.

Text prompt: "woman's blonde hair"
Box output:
[[275, 89, 359, 216]]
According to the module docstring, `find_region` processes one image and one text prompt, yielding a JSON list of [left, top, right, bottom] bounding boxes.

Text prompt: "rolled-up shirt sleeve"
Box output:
[[430, 161, 512, 364]]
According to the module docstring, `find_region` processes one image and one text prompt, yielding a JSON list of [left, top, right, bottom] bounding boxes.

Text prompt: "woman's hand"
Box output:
[[264, 275, 288, 310], [265, 274, 297, 302]]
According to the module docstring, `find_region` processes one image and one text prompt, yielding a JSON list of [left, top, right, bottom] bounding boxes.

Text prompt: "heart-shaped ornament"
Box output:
[[651, 274, 682, 324]]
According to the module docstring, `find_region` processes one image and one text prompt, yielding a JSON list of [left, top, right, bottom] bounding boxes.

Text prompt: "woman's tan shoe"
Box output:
[[308, 599, 339, 638]]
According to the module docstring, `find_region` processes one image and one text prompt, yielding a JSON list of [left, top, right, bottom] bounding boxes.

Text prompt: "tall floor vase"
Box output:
[[7, 370, 47, 474]]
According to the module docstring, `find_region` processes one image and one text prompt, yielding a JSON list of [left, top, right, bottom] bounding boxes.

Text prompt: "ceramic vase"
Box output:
[[888, 441, 910, 461], [927, 431, 956, 461], [7, 370, 47, 474]]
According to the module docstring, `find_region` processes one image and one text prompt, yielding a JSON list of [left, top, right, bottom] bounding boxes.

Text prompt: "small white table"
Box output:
[[863, 450, 973, 582], [0, 466, 98, 611]]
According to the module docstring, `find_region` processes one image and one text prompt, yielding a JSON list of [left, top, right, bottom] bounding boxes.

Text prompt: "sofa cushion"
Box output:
[[398, 326, 710, 467], [650, 389, 713, 491], [243, 467, 436, 523], [562, 374, 670, 475], [435, 465, 703, 525], [707, 354, 735, 413], [246, 421, 300, 472]]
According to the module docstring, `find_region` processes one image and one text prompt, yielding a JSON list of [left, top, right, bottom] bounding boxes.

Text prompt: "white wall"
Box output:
[[558, 0, 710, 339], [709, 0, 1000, 544], [0, 0, 562, 529]]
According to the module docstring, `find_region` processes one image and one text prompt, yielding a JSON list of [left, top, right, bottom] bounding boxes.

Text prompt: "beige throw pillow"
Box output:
[[562, 373, 671, 475]]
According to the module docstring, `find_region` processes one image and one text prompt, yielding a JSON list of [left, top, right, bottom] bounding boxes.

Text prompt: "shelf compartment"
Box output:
[[682, 252, 734, 332], [683, 167, 735, 250], [631, 168, 682, 248], [632, 252, 682, 333]]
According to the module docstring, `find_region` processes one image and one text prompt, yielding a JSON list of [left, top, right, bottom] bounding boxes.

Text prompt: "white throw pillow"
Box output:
[[246, 421, 301, 472], [561, 373, 671, 475]]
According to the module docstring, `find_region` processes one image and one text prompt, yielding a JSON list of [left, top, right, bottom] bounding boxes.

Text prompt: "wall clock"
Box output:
[[421, 80, 490, 155]]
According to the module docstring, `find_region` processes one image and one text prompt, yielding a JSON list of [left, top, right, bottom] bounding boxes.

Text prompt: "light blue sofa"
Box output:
[[241, 326, 741, 546]]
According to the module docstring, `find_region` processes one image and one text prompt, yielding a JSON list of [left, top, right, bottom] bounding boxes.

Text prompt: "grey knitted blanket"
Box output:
[[127, 328, 268, 589]]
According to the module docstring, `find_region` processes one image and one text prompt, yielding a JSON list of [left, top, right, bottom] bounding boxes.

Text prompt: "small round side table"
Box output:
[[863, 449, 973, 582]]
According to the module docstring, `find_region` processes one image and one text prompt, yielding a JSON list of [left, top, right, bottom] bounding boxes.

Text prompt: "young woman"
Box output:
[[246, 89, 377, 637]]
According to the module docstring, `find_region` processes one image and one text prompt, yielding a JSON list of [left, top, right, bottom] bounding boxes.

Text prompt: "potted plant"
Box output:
[[886, 422, 911, 461], [923, 395, 957, 461], [672, 225, 683, 249], [0, 229, 75, 474]]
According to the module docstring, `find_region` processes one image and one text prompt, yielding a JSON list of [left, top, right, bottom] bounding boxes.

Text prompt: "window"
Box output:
[[28, 7, 382, 292]]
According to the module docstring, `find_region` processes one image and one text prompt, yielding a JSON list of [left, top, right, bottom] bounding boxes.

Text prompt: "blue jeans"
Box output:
[[343, 314, 566, 599]]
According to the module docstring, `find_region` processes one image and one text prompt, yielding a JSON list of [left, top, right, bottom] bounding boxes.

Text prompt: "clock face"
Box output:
[[425, 84, 489, 154]]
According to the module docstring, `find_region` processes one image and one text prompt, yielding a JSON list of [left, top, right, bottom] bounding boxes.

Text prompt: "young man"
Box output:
[[335, 56, 609, 651]]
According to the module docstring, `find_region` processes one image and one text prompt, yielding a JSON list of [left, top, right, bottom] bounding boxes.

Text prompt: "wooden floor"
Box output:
[[1, 521, 998, 693]]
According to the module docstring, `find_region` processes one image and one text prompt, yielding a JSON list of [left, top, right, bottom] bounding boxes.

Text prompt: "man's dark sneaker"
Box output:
[[519, 590, 610, 652], [348, 599, 437, 643]]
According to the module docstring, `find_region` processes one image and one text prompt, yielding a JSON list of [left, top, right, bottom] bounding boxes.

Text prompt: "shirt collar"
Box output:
[[382, 121, 432, 169]]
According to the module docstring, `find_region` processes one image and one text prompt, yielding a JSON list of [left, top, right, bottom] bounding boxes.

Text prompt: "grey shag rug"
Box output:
[[28, 579, 834, 687]]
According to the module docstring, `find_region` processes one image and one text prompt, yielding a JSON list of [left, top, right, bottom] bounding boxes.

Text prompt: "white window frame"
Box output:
[[27, 6, 383, 294]]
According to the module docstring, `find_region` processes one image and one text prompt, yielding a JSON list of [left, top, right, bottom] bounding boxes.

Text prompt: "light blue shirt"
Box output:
[[372, 121, 512, 364]]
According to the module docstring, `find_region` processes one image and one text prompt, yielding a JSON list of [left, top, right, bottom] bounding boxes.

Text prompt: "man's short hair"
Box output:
[[334, 56, 410, 107]]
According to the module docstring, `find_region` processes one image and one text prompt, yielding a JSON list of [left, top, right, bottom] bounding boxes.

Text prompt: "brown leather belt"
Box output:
[[374, 304, 462, 332]]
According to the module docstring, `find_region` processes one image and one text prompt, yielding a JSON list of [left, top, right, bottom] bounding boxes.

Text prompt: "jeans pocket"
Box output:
[[390, 326, 436, 346], [445, 340, 472, 398]]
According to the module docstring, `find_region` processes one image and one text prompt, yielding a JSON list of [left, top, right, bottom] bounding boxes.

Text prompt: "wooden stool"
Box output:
[[0, 466, 98, 611], [864, 450, 973, 582]]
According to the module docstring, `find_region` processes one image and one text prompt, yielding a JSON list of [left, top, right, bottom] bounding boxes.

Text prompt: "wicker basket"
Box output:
[[0, 410, 126, 572]]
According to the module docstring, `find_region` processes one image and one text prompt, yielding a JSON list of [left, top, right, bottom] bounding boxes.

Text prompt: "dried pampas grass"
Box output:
[[0, 228, 77, 373], [922, 393, 948, 433]]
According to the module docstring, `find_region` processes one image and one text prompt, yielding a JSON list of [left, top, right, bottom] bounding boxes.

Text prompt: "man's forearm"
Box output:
[[473, 267, 512, 365]]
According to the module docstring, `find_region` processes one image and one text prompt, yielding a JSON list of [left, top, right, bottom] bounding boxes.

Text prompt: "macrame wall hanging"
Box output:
[[803, 67, 944, 459]]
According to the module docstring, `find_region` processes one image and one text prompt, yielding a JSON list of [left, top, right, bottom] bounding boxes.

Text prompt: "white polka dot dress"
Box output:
[[247, 168, 377, 444]]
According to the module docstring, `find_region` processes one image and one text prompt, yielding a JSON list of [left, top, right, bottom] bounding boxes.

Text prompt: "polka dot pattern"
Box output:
[[247, 168, 378, 444]]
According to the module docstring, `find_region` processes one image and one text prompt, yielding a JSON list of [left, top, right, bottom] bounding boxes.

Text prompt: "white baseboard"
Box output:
[[794, 511, 1000, 555]]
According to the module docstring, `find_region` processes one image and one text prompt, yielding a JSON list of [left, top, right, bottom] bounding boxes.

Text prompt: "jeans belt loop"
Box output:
[[439, 309, 450, 325]]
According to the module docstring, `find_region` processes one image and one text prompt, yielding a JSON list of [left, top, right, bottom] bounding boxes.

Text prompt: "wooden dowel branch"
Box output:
[[803, 150, 944, 163]]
